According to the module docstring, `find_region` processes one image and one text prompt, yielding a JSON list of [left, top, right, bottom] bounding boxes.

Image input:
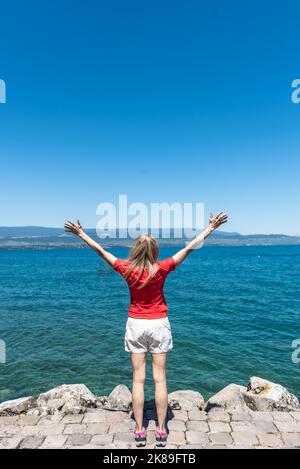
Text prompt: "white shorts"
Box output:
[[125, 317, 173, 354]]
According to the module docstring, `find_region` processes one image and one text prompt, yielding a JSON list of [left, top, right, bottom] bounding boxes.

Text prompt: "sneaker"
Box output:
[[155, 427, 168, 447], [134, 427, 147, 447]]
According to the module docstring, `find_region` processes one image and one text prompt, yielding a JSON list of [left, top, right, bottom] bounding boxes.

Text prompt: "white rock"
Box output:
[[168, 390, 205, 411], [31, 399, 65, 415], [244, 377, 300, 412], [27, 407, 49, 417], [0, 396, 36, 415], [37, 384, 97, 415], [96, 396, 109, 408], [106, 385, 132, 411], [205, 384, 248, 412]]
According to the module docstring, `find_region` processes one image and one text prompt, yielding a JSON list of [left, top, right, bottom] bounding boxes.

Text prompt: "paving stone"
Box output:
[[167, 419, 186, 431], [0, 416, 20, 425], [209, 421, 231, 433], [206, 444, 230, 449], [230, 412, 252, 422], [86, 423, 109, 434], [109, 420, 135, 433], [171, 410, 188, 421], [146, 430, 156, 445], [281, 432, 300, 446], [251, 412, 273, 422], [0, 437, 23, 449], [67, 444, 97, 449], [36, 424, 66, 436], [272, 412, 294, 422], [188, 410, 207, 421], [40, 435, 68, 448], [63, 423, 86, 435], [228, 444, 255, 449], [231, 431, 259, 446], [19, 435, 45, 449], [82, 410, 106, 423], [66, 433, 92, 446], [113, 432, 134, 445], [17, 425, 41, 437], [18, 415, 41, 426], [61, 414, 84, 424], [258, 433, 283, 448], [0, 425, 19, 437], [274, 421, 300, 433], [38, 414, 63, 425], [179, 444, 205, 449], [254, 420, 277, 433], [167, 431, 186, 445], [208, 432, 233, 445], [90, 434, 113, 446], [230, 421, 259, 433], [208, 411, 230, 422], [186, 420, 209, 432], [186, 431, 209, 446], [291, 412, 300, 421], [111, 442, 132, 449], [105, 411, 130, 423]]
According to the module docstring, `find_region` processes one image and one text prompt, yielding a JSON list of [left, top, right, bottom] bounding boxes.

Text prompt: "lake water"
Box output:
[[0, 245, 299, 402]]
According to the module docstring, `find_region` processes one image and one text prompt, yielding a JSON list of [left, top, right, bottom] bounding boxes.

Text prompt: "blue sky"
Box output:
[[0, 0, 299, 234]]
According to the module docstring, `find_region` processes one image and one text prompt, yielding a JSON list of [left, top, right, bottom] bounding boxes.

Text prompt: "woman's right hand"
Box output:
[[64, 219, 84, 237]]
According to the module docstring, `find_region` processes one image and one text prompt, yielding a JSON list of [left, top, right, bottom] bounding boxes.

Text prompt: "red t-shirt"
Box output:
[[113, 257, 176, 319]]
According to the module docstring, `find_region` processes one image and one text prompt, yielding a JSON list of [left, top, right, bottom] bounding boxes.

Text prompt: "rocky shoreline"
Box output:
[[0, 376, 300, 449]]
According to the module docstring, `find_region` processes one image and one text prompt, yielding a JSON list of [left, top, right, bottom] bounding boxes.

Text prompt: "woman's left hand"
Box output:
[[209, 212, 228, 230]]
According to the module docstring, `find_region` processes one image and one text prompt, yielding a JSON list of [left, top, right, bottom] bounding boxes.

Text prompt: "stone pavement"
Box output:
[[1, 407, 300, 449]]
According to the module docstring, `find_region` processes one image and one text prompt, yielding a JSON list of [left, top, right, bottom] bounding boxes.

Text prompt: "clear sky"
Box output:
[[0, 1, 299, 234]]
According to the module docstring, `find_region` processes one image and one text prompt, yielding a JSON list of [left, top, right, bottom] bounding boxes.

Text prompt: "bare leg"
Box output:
[[131, 353, 146, 432], [152, 353, 168, 431]]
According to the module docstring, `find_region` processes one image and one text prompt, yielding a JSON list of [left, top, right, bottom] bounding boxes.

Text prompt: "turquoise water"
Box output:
[[0, 245, 299, 403]]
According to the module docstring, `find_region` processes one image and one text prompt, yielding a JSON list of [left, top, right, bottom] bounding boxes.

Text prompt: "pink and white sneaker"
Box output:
[[134, 427, 147, 447], [155, 427, 168, 447]]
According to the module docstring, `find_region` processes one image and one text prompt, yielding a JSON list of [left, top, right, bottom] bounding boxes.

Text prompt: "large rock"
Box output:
[[96, 385, 132, 412], [244, 376, 300, 412], [37, 384, 97, 415], [168, 390, 205, 411], [205, 384, 248, 412], [108, 384, 132, 411], [0, 396, 36, 415]]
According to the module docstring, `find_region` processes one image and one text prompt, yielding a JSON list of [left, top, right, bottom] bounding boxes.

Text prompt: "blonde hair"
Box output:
[[124, 234, 159, 289]]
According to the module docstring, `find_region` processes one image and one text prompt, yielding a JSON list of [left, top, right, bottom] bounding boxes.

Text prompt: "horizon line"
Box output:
[[0, 225, 299, 238]]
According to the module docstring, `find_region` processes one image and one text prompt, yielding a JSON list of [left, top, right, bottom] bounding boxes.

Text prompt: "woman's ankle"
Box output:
[[156, 424, 166, 432], [135, 424, 144, 432]]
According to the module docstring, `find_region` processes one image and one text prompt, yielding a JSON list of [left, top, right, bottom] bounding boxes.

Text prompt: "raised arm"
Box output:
[[64, 220, 117, 268], [172, 212, 228, 267]]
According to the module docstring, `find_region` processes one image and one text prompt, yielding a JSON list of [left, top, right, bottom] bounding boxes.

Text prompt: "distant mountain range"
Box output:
[[0, 226, 299, 248]]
